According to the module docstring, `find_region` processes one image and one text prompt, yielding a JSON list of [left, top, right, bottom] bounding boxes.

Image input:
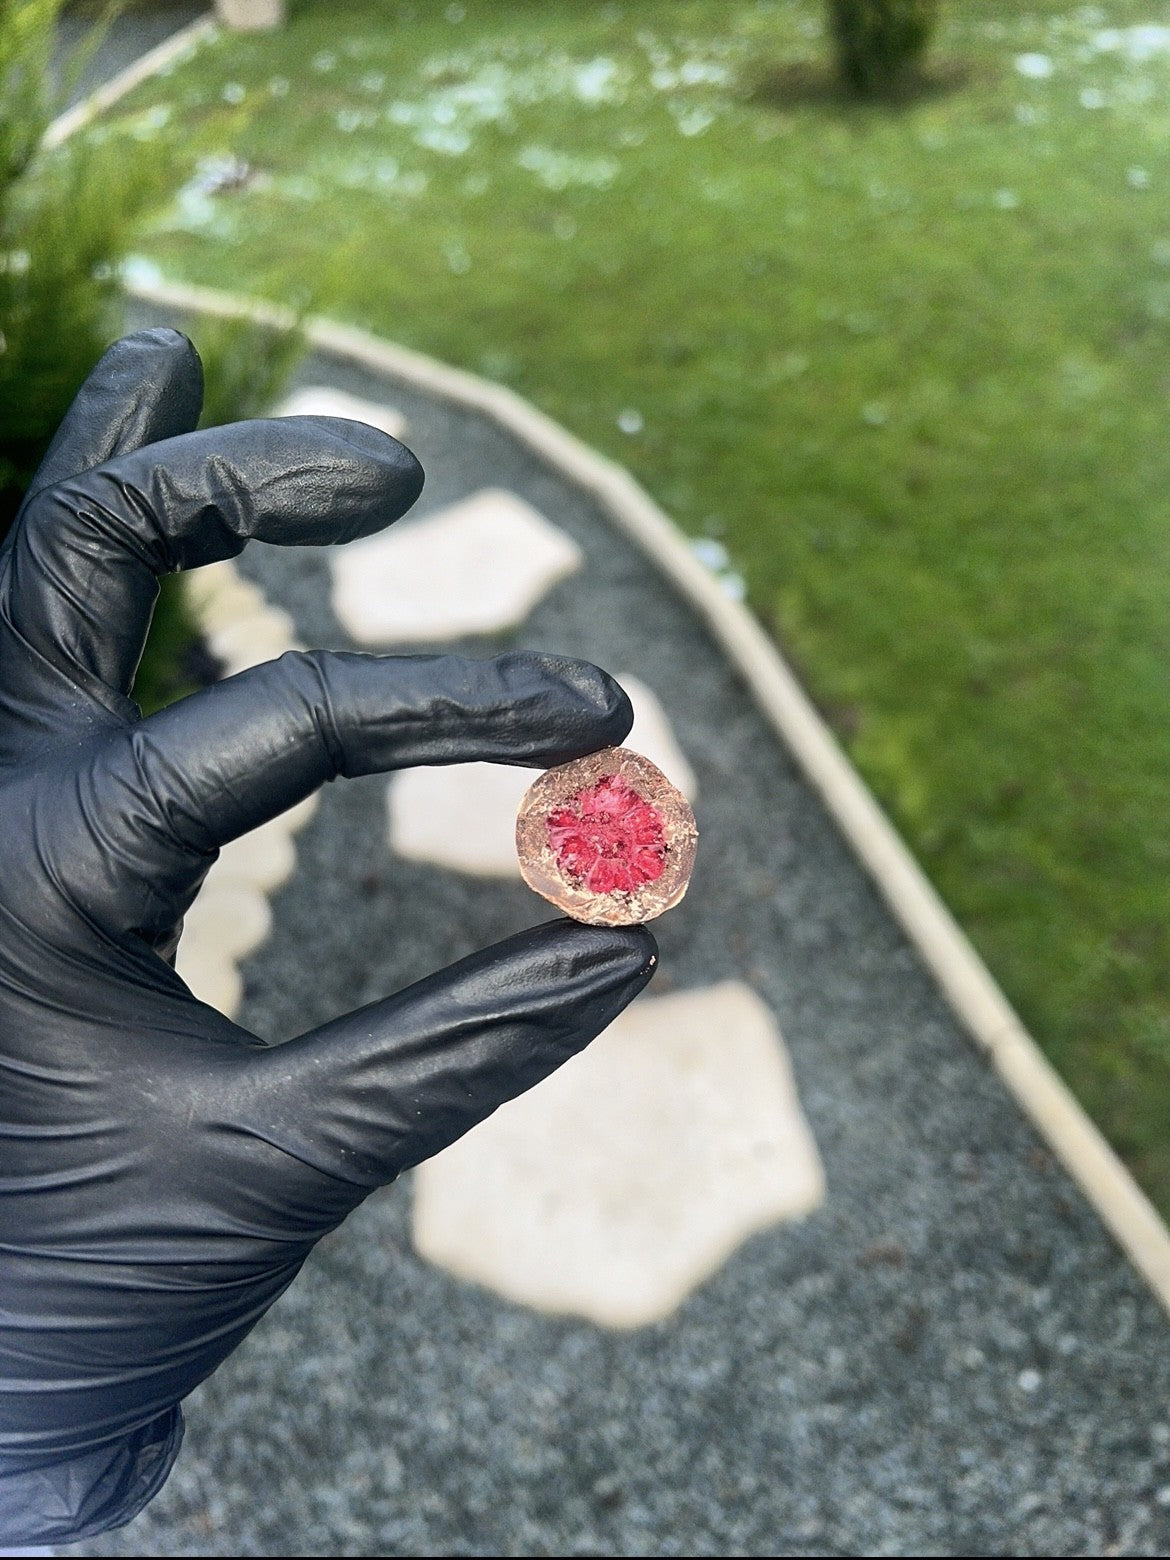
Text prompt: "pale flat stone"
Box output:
[[330, 488, 583, 643], [177, 802, 318, 1017], [186, 558, 269, 631], [386, 673, 696, 876], [272, 384, 407, 442], [174, 936, 243, 1019], [413, 982, 826, 1328], [613, 674, 697, 799], [177, 559, 318, 1016], [181, 882, 272, 962], [212, 825, 299, 895], [207, 611, 299, 676], [389, 761, 532, 877]]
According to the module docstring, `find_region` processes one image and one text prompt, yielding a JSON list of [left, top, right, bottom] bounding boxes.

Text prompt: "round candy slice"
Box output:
[[516, 746, 698, 926]]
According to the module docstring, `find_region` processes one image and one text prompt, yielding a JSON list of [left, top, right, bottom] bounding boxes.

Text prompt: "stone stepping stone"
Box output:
[[386, 672, 697, 877], [329, 486, 583, 643], [175, 560, 317, 1017], [413, 981, 826, 1329], [186, 554, 299, 676]]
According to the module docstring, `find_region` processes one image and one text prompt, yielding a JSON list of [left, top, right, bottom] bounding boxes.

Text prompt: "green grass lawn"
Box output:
[[91, 0, 1170, 1209]]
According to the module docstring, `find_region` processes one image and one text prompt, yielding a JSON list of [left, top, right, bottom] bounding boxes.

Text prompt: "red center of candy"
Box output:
[[547, 775, 667, 896]]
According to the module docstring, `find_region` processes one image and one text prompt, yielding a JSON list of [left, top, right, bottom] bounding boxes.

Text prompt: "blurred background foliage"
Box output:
[[828, 1, 940, 97], [0, 0, 152, 534], [0, 0, 305, 709]]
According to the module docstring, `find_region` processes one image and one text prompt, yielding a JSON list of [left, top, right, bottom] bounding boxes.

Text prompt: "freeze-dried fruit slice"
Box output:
[[547, 774, 666, 896], [516, 747, 698, 926]]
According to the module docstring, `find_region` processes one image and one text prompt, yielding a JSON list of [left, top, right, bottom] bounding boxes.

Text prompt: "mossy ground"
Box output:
[[93, 0, 1170, 1209]]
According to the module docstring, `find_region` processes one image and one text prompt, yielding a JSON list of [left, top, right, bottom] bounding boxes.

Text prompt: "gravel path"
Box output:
[[54, 303, 1170, 1558]]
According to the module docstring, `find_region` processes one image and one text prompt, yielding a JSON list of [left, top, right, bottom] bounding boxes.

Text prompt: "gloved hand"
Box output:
[[0, 329, 657, 1545]]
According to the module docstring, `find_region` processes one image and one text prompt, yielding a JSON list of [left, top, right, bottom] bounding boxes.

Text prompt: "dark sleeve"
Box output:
[[0, 1408, 182, 1547]]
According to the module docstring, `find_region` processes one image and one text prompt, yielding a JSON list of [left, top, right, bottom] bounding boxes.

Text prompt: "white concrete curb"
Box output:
[[116, 275, 1170, 1319], [42, 12, 218, 152]]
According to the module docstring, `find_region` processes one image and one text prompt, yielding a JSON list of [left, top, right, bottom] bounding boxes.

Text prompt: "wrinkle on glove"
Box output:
[[0, 330, 657, 1544]]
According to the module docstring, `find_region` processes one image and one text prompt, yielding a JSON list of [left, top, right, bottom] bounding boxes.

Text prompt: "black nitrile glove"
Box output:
[[0, 330, 657, 1545]]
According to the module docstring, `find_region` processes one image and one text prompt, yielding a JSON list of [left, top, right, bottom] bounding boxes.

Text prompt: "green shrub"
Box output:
[[193, 310, 309, 434], [1, 2, 307, 707], [826, 0, 940, 96], [0, 0, 170, 535], [0, 4, 307, 531]]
